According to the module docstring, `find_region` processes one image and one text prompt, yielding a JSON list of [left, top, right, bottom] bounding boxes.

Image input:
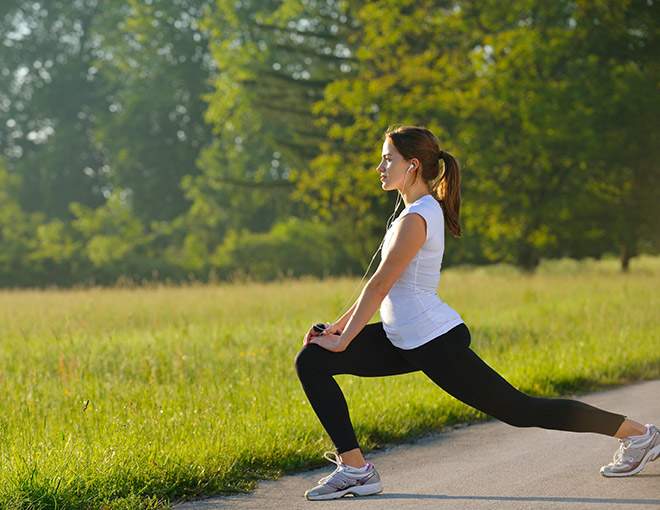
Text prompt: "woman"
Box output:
[[294, 125, 659, 501]]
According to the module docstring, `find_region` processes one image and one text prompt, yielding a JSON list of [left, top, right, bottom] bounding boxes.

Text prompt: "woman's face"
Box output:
[[377, 138, 415, 192]]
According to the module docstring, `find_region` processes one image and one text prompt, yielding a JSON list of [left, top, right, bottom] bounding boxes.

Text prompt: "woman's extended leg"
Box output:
[[398, 322, 659, 477], [294, 322, 418, 460], [399, 323, 628, 435]]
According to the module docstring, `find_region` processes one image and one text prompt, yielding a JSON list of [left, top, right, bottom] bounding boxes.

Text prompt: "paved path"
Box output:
[[174, 379, 660, 509]]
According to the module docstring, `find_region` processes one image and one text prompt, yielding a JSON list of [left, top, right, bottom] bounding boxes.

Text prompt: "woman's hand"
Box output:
[[302, 321, 344, 347], [303, 323, 327, 346], [323, 322, 344, 336], [309, 333, 347, 352]]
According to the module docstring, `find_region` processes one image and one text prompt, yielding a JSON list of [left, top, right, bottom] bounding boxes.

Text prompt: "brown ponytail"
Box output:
[[435, 150, 461, 238], [384, 124, 462, 239]]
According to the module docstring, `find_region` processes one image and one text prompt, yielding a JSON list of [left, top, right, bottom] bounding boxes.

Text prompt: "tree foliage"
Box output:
[[0, 0, 658, 286]]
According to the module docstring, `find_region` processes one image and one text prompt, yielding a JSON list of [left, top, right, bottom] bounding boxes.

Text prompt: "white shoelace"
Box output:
[[613, 439, 636, 464], [317, 451, 369, 484], [612, 429, 652, 464], [317, 451, 343, 484]]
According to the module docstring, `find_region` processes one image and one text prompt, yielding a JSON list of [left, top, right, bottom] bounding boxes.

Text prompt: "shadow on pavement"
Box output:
[[340, 493, 660, 505]]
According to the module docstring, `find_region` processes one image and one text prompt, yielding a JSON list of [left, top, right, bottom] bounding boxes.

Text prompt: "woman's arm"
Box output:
[[338, 213, 427, 350], [333, 298, 359, 330], [337, 281, 386, 349]]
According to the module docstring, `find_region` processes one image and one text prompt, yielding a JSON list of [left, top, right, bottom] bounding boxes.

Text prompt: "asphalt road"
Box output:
[[174, 379, 660, 510]]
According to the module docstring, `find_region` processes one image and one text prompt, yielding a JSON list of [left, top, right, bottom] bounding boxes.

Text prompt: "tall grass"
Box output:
[[0, 255, 658, 509]]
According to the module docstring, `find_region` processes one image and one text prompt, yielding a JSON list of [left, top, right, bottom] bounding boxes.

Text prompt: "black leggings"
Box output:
[[294, 322, 627, 454]]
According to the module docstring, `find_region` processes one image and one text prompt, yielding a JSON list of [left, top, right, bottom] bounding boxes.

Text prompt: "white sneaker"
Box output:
[[304, 451, 383, 500], [600, 424, 660, 477]]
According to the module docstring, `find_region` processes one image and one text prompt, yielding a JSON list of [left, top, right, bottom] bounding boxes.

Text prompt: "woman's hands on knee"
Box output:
[[302, 324, 322, 346], [302, 321, 343, 346]]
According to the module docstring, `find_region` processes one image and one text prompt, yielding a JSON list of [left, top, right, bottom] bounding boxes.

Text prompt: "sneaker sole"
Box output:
[[305, 481, 383, 500], [600, 443, 660, 477]]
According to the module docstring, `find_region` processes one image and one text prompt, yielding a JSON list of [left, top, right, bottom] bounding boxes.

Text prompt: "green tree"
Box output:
[[296, 0, 486, 266], [93, 0, 216, 222], [457, 0, 660, 270], [0, 162, 39, 286], [189, 0, 359, 249], [69, 192, 159, 284], [303, 0, 660, 271], [568, 0, 660, 270], [0, 0, 109, 219]]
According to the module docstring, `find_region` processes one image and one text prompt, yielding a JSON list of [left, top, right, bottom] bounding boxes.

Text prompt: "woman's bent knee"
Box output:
[[294, 343, 324, 378]]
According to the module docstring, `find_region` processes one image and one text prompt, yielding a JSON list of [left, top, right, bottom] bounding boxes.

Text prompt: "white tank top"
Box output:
[[379, 194, 464, 349]]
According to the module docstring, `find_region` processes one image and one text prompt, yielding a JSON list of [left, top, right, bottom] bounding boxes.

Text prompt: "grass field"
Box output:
[[0, 255, 659, 509]]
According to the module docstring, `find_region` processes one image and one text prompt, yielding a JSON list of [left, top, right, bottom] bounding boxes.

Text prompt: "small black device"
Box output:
[[312, 322, 327, 334]]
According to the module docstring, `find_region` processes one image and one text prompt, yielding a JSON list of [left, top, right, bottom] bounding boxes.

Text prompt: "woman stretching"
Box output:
[[294, 125, 659, 501]]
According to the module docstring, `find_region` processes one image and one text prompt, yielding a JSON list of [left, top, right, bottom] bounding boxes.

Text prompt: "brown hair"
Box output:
[[384, 124, 462, 237]]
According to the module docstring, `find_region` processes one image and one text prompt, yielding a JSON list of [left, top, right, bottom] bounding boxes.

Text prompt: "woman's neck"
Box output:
[[402, 189, 432, 207]]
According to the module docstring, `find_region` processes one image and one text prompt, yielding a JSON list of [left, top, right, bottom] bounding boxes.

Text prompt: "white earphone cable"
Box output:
[[331, 165, 412, 324]]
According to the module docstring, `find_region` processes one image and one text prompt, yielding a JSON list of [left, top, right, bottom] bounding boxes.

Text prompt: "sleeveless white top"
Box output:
[[379, 194, 464, 349]]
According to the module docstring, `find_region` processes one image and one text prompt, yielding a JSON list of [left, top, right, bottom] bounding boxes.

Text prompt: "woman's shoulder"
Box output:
[[401, 196, 443, 241], [408, 195, 443, 217]]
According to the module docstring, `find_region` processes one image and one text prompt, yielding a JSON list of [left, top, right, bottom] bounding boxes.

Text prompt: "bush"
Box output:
[[212, 217, 347, 281]]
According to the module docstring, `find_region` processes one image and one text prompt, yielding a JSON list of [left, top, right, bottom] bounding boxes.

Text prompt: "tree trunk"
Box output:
[[516, 242, 540, 273], [619, 226, 639, 273], [620, 243, 632, 272]]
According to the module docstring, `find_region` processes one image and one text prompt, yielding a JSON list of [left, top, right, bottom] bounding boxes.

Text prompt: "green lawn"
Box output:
[[0, 255, 658, 509]]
